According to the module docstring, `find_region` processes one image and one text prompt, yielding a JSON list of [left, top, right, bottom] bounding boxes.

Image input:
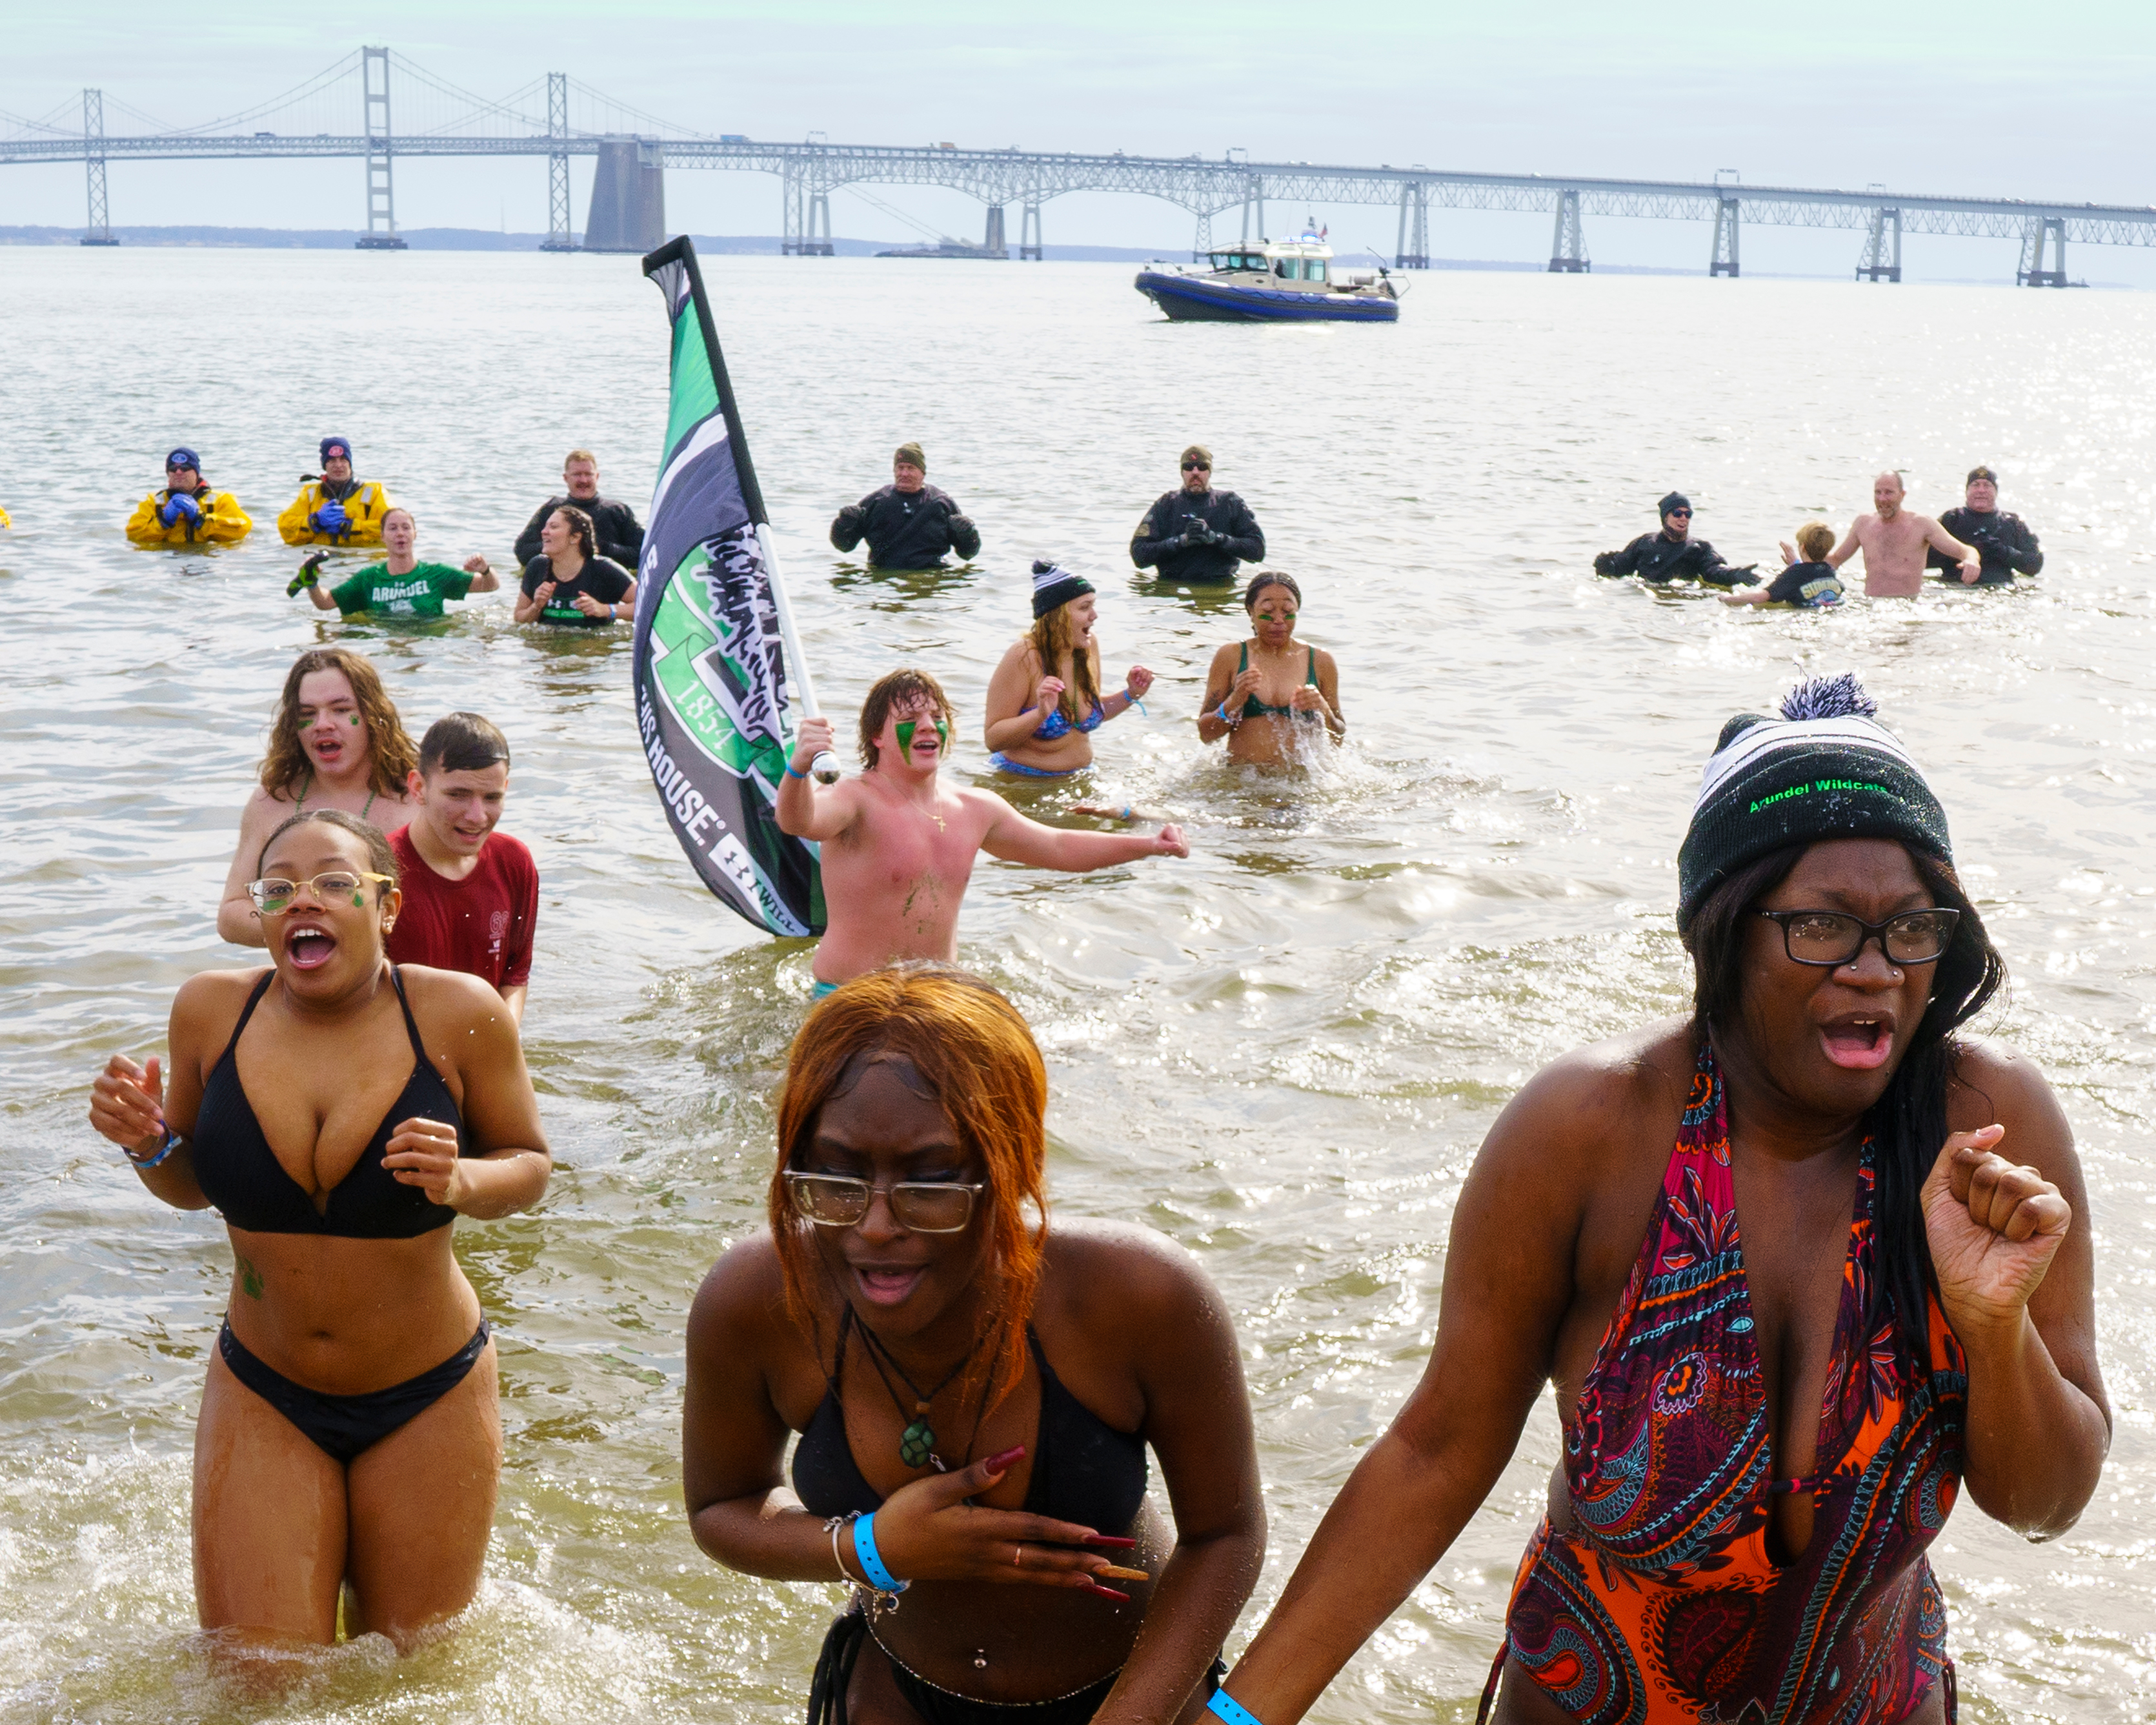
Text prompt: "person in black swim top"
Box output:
[[682, 966, 1263, 1725], [1196, 571, 1344, 766], [514, 503, 636, 626], [1928, 464, 2045, 585], [88, 808, 550, 1664], [981, 562, 1156, 778], [1129, 445, 1265, 585], [829, 442, 983, 570], [1594, 492, 1759, 587]]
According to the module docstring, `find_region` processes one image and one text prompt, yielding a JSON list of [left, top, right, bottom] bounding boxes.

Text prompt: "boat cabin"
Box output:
[[1204, 234, 1334, 284]]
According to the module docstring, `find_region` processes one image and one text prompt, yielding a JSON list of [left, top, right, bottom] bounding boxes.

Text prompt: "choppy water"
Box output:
[[3, 247, 2153, 1723]]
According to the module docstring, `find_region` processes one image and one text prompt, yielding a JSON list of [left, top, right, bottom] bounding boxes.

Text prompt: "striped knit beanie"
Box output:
[[1031, 559, 1093, 619], [1676, 673, 1951, 932]]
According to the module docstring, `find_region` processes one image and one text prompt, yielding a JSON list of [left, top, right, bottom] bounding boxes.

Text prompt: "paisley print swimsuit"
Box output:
[[1484, 1044, 1968, 1725]]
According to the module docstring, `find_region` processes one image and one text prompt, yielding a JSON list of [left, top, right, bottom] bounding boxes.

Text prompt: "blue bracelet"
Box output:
[[126, 1127, 182, 1169], [783, 762, 809, 780], [1122, 689, 1148, 717], [1207, 1688, 1265, 1725], [850, 1511, 909, 1593]]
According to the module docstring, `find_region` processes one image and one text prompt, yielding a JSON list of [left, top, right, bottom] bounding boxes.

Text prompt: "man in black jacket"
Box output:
[[514, 449, 645, 570], [1593, 492, 1757, 586], [1129, 445, 1265, 584], [829, 442, 981, 569], [1928, 465, 2043, 585]]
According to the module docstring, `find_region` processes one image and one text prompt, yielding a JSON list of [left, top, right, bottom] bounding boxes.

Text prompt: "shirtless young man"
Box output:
[[777, 668, 1188, 993], [1809, 471, 1979, 598]]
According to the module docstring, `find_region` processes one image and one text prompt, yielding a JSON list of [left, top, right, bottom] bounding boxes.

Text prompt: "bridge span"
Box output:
[[5, 47, 2150, 283]]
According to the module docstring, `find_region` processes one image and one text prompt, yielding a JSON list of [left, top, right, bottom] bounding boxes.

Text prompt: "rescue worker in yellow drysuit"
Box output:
[[278, 434, 393, 547], [125, 447, 253, 547]]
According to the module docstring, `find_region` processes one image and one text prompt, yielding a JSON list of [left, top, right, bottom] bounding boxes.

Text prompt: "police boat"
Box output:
[[1133, 230, 1401, 323]]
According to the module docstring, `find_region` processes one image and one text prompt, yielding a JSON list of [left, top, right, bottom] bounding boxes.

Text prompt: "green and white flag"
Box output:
[[634, 236, 824, 936]]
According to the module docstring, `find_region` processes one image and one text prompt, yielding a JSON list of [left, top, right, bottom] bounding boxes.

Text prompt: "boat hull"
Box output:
[[1134, 269, 1398, 323]]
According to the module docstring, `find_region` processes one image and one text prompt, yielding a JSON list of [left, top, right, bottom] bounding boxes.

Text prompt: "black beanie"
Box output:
[[1658, 491, 1691, 521], [1030, 559, 1093, 619], [1676, 673, 1951, 932]]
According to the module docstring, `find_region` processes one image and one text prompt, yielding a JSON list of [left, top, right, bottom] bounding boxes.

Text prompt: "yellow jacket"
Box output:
[[0, 505, 10, 528], [125, 488, 254, 547], [278, 478, 392, 547]]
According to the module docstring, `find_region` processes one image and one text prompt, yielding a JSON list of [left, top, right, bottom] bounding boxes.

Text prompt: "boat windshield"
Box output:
[[1208, 251, 1265, 272]]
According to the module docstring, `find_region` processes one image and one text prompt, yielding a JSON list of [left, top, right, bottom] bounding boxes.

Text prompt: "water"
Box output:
[[3, 248, 2153, 1724]]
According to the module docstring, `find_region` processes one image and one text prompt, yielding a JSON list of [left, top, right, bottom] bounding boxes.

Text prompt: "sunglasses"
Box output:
[[1754, 908, 1959, 967], [783, 1170, 984, 1233], [248, 871, 396, 913], [1666, 509, 1692, 518], [1182, 461, 1211, 472]]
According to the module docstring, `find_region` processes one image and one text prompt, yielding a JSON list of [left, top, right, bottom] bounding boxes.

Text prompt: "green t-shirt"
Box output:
[[330, 561, 475, 618]]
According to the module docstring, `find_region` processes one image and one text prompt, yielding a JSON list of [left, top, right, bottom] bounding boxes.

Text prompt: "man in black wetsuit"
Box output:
[[1928, 465, 2043, 585], [1594, 492, 1758, 586], [1130, 445, 1265, 584], [829, 442, 981, 569], [514, 449, 645, 570]]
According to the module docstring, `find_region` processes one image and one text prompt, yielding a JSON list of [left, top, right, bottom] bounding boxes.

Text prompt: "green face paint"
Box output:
[[350, 714, 361, 725], [352, 893, 366, 906], [894, 718, 949, 756]]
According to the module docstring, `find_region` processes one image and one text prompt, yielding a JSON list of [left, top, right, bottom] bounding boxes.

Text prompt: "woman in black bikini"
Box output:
[[88, 808, 550, 1659], [1196, 572, 1344, 765], [683, 966, 1264, 1724]]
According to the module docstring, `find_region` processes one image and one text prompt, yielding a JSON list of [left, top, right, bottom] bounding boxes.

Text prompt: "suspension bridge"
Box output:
[[5, 46, 2151, 283]]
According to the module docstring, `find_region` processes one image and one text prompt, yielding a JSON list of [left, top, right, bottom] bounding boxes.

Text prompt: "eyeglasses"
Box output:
[[248, 871, 396, 913], [1182, 461, 1211, 471], [1755, 908, 1959, 967], [1666, 508, 1692, 518], [783, 1170, 984, 1233]]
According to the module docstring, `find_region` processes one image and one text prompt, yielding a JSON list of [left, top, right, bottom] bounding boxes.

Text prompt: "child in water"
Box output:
[[1726, 520, 1846, 609]]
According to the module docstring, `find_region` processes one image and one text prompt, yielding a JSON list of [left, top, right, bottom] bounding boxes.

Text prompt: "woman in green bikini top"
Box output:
[[1197, 571, 1345, 765]]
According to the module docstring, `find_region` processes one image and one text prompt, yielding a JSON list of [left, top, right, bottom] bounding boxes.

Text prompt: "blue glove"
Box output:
[[312, 501, 349, 536], [172, 492, 201, 524]]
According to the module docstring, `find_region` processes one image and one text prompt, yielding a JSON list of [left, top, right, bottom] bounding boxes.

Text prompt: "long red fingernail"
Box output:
[[983, 1446, 1025, 1473], [1080, 1535, 1137, 1548], [1084, 1582, 1131, 1602]]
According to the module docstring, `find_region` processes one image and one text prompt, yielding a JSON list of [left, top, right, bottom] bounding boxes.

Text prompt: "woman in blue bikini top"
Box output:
[[982, 562, 1155, 779]]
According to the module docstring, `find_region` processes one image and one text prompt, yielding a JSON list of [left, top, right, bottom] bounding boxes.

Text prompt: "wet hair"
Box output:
[[259, 648, 418, 802], [1244, 569, 1302, 612], [1028, 602, 1100, 729], [549, 503, 598, 560], [564, 447, 598, 470], [381, 505, 416, 531], [256, 807, 399, 894], [769, 965, 1047, 1413], [418, 711, 511, 777], [1794, 521, 1835, 561], [857, 667, 956, 769], [1681, 839, 2006, 1367]]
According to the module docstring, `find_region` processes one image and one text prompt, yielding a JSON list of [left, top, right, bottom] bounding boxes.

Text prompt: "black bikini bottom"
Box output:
[[807, 1604, 1223, 1725], [217, 1318, 490, 1464]]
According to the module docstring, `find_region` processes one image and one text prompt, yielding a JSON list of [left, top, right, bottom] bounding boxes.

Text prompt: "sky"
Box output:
[[6, 0, 2155, 281]]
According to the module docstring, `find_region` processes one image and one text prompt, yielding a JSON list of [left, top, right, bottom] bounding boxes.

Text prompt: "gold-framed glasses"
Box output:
[[783, 1170, 984, 1233], [247, 872, 396, 913]]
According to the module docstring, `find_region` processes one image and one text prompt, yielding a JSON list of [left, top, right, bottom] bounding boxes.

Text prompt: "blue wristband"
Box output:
[[1207, 1689, 1265, 1725], [783, 762, 809, 780], [128, 1127, 181, 1169], [850, 1511, 909, 1593]]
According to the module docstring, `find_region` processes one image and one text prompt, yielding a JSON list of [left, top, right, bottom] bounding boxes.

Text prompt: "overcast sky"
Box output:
[[7, 1, 2155, 280]]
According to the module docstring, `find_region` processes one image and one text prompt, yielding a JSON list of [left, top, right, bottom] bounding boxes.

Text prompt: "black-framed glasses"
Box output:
[[248, 871, 395, 913], [1181, 461, 1211, 471], [1666, 508, 1692, 518], [783, 1170, 984, 1233], [1755, 908, 1959, 967]]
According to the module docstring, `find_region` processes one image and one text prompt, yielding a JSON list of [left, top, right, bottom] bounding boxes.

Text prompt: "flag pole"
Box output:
[[651, 236, 838, 783]]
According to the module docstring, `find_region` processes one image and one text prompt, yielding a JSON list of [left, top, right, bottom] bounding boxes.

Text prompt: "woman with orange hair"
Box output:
[[216, 648, 418, 945], [683, 966, 1265, 1725]]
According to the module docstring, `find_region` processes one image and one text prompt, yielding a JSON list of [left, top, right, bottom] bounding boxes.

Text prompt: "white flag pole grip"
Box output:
[[757, 523, 841, 783]]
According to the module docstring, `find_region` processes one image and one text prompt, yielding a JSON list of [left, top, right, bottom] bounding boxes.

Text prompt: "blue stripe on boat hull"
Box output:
[[1133, 270, 1399, 323]]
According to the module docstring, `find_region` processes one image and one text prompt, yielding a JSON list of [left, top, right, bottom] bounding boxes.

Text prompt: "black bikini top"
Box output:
[[791, 1307, 1149, 1534], [190, 967, 472, 1238]]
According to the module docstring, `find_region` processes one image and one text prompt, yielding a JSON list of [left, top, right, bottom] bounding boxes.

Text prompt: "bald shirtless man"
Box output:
[[777, 667, 1188, 994], [1806, 471, 1979, 598]]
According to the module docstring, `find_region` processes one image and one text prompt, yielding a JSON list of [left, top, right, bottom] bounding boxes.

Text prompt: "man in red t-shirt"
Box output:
[[387, 712, 538, 1023]]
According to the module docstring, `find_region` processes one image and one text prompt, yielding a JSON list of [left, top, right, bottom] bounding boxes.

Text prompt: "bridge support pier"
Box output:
[[1856, 206, 1902, 281], [1191, 210, 1214, 263], [1395, 181, 1428, 268], [585, 137, 667, 252], [356, 45, 407, 250], [782, 161, 833, 256], [1240, 177, 1265, 246], [1019, 199, 1043, 260], [542, 72, 576, 251], [80, 88, 116, 246], [1709, 196, 1740, 277], [1547, 188, 1587, 272], [983, 203, 1007, 257], [2018, 216, 2068, 286]]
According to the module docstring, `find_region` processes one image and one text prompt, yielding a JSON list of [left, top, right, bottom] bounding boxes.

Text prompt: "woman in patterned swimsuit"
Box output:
[[1207, 674, 2108, 1725]]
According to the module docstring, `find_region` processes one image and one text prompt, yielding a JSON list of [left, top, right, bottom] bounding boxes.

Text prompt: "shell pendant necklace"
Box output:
[[854, 1316, 983, 1469]]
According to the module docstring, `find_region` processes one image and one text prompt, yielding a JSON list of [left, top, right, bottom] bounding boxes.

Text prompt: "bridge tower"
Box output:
[[542, 72, 576, 251], [80, 89, 116, 247], [1709, 195, 1740, 277], [1548, 188, 1588, 272], [983, 204, 1007, 256], [1395, 181, 1429, 269], [356, 46, 407, 250], [2018, 216, 2067, 287], [782, 158, 833, 256], [1857, 207, 1902, 281], [1239, 176, 1265, 246], [1019, 197, 1043, 261]]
